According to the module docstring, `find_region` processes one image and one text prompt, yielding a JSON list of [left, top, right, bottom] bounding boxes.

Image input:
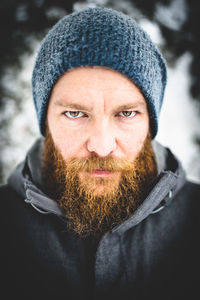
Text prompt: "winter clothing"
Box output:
[[32, 7, 167, 137], [1, 138, 199, 300]]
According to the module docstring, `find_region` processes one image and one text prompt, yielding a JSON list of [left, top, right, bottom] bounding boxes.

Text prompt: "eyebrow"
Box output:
[[54, 100, 93, 111], [54, 99, 146, 112], [113, 102, 146, 112]]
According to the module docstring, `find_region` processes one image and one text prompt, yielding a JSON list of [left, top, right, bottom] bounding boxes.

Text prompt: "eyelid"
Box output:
[[63, 109, 139, 120], [117, 110, 138, 118], [63, 111, 87, 119]]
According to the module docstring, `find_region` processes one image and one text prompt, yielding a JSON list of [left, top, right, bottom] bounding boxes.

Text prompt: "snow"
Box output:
[[157, 52, 200, 182], [155, 0, 188, 31]]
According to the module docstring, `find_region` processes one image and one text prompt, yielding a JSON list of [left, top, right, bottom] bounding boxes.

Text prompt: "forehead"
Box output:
[[50, 66, 147, 109]]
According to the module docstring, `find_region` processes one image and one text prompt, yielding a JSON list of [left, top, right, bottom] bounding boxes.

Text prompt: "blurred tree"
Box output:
[[0, 0, 74, 182], [0, 0, 74, 102]]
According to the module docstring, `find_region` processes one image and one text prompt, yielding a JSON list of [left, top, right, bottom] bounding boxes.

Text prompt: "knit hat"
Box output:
[[32, 7, 167, 138]]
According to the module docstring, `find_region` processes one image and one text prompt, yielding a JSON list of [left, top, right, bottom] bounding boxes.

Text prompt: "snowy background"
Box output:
[[0, 0, 200, 184]]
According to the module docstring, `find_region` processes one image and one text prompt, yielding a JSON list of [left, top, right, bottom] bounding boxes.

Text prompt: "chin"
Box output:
[[79, 172, 121, 198]]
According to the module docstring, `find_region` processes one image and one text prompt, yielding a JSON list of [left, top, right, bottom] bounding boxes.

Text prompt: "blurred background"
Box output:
[[0, 0, 200, 184]]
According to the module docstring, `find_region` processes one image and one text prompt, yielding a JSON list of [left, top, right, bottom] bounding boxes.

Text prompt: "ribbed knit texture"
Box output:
[[32, 7, 167, 137]]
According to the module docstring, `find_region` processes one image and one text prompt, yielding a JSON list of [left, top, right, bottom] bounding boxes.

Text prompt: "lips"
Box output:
[[91, 169, 112, 176]]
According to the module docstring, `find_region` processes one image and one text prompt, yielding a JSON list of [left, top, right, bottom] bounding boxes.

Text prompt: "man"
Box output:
[[1, 6, 199, 300]]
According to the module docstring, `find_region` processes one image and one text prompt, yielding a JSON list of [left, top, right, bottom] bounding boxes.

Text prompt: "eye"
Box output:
[[64, 111, 85, 119], [118, 111, 137, 118]]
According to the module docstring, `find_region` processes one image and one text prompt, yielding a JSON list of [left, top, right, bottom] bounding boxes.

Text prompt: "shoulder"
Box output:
[[0, 183, 14, 199], [0, 183, 23, 214], [173, 179, 200, 219], [179, 179, 200, 199], [0, 183, 20, 199]]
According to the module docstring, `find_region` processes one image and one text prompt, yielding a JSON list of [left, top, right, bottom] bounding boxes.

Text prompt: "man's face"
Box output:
[[47, 66, 150, 194], [44, 66, 156, 237]]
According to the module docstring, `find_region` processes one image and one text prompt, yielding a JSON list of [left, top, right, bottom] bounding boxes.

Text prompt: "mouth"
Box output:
[[90, 169, 112, 177]]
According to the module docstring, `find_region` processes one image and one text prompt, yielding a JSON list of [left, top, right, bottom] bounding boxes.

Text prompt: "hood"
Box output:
[[7, 137, 186, 233]]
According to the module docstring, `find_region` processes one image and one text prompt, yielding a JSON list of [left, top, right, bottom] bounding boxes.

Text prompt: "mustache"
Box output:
[[62, 156, 134, 173]]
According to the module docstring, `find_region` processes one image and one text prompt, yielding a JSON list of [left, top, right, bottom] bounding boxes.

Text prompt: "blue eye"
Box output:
[[118, 111, 137, 118], [64, 111, 85, 119]]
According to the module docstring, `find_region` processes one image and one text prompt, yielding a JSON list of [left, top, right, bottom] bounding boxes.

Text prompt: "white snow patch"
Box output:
[[155, 0, 188, 30], [157, 52, 200, 183]]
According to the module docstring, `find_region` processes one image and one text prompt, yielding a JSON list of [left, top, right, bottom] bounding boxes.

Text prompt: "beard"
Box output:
[[41, 127, 157, 238]]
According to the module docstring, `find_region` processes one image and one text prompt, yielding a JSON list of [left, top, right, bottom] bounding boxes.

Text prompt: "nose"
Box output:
[[86, 120, 117, 157]]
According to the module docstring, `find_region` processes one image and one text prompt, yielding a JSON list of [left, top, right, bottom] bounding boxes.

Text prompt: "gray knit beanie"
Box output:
[[32, 7, 167, 138]]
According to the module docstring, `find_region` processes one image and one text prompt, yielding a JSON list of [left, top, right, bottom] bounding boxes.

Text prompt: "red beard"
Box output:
[[41, 128, 157, 237]]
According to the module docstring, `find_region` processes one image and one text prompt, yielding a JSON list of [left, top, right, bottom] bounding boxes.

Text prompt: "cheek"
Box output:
[[122, 137, 144, 159], [55, 132, 84, 160], [57, 139, 75, 159], [119, 126, 149, 161], [47, 113, 86, 159]]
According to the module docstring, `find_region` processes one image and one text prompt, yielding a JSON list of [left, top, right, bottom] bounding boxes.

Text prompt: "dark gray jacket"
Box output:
[[1, 138, 200, 300]]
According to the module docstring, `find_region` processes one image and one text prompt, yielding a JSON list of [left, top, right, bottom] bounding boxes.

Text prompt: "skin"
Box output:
[[47, 66, 150, 190]]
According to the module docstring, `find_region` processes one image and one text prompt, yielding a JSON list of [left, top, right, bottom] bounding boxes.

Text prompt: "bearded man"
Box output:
[[1, 7, 200, 300]]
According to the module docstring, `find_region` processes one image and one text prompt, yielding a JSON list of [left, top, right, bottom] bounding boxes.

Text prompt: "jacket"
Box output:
[[1, 138, 200, 300]]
